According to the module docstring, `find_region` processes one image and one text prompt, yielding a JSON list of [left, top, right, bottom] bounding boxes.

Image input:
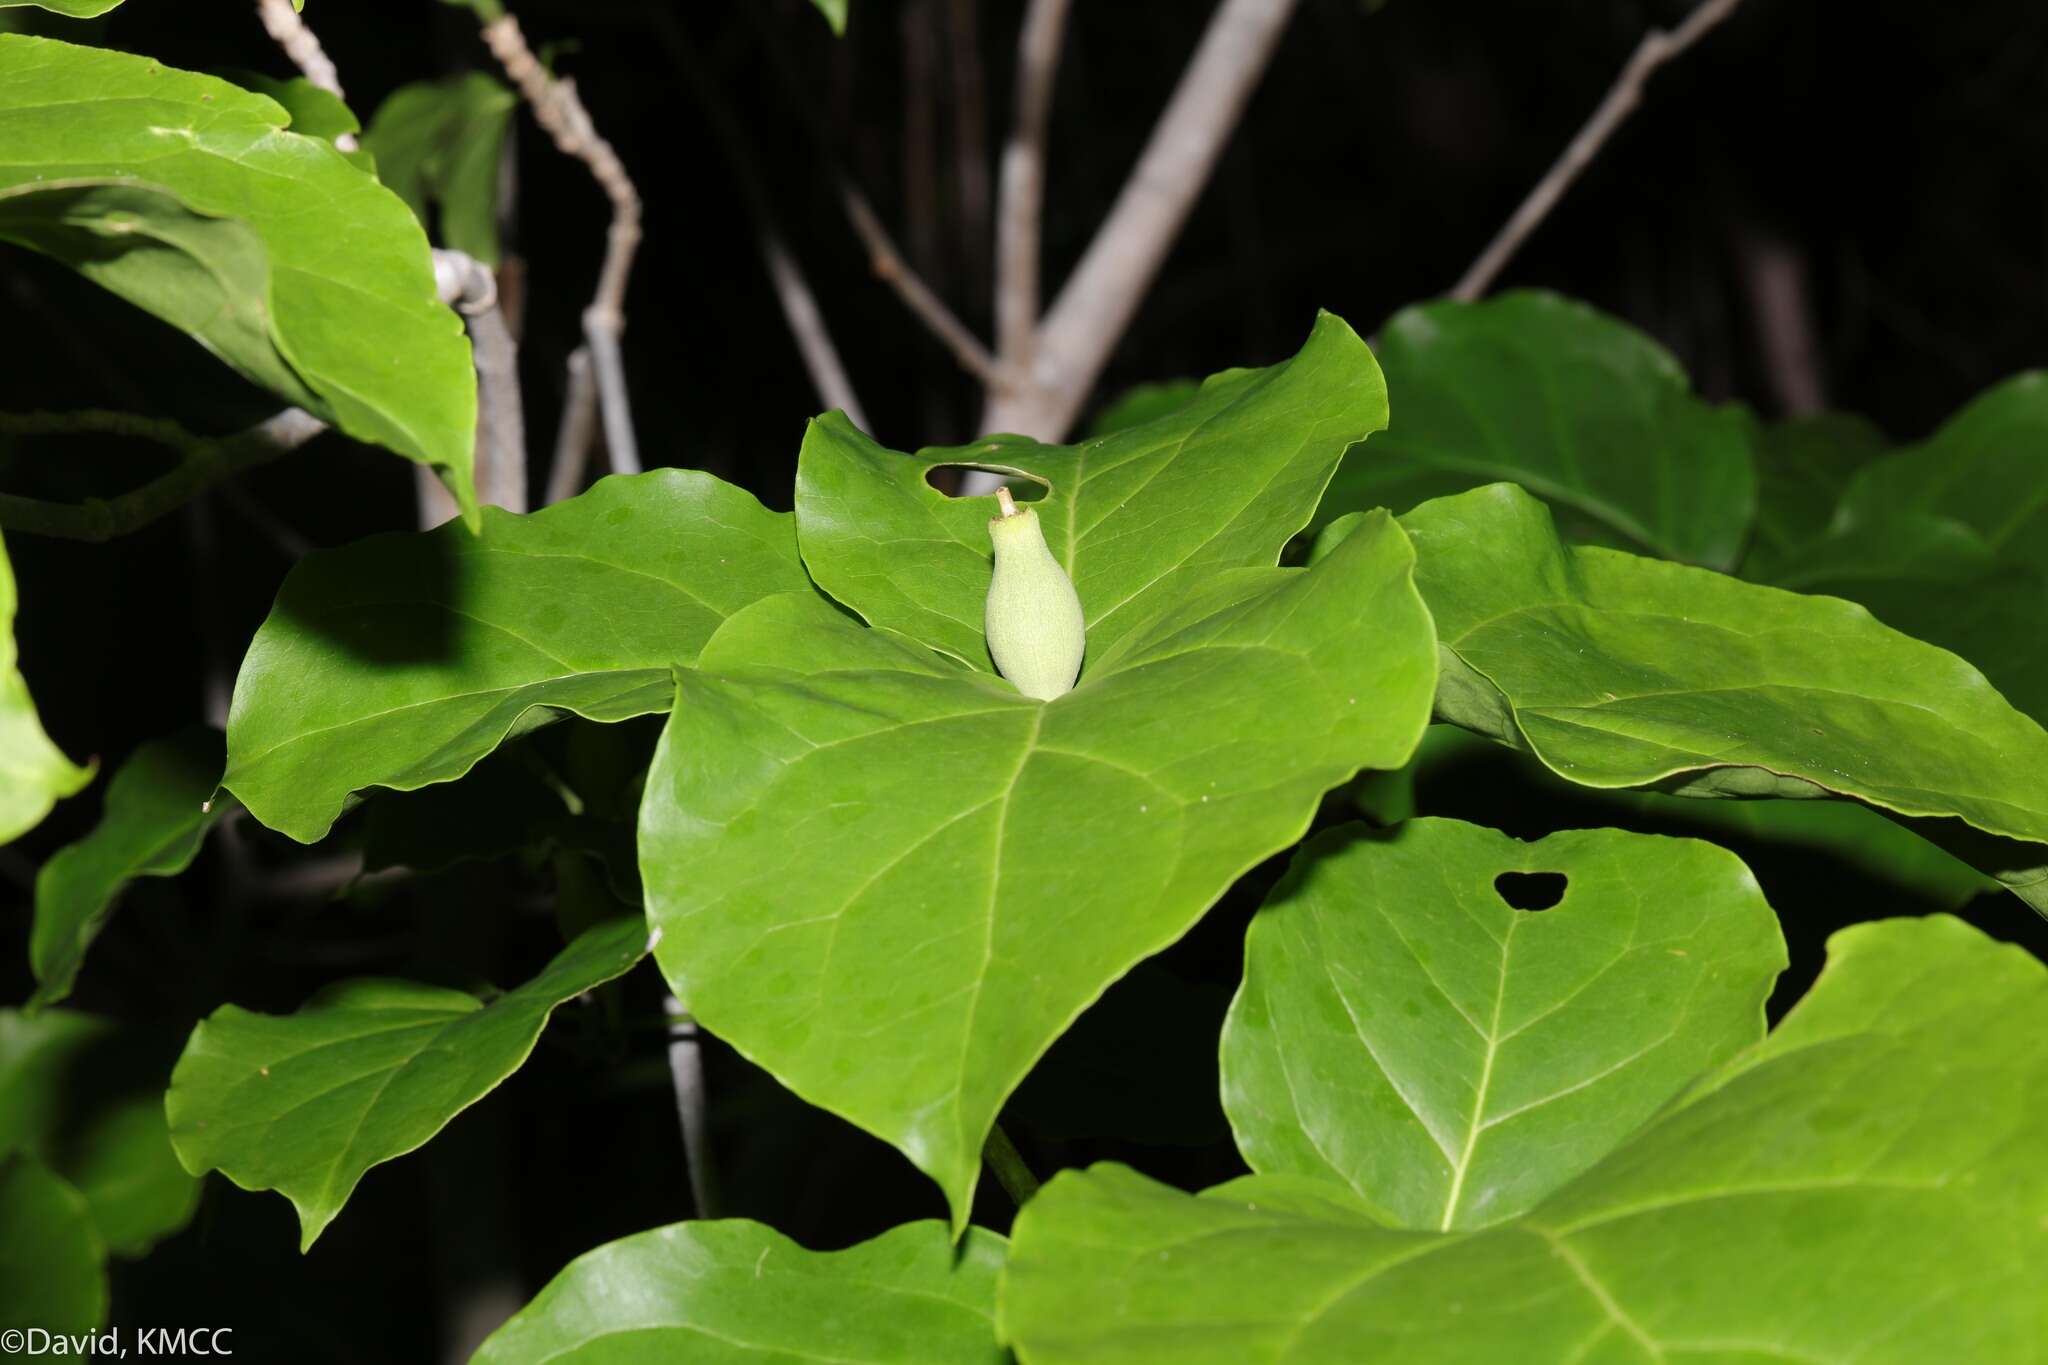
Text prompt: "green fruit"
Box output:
[[984, 488, 1085, 700]]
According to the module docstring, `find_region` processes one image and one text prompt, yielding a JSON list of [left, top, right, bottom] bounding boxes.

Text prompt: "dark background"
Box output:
[[4, 1, 2046, 1359]]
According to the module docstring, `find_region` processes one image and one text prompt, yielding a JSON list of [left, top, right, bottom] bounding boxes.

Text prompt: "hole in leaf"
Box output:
[[924, 464, 1049, 501], [1495, 871, 1566, 912]]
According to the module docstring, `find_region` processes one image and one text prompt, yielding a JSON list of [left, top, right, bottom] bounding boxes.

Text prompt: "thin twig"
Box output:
[[434, 249, 528, 514], [842, 188, 1005, 387], [0, 409, 325, 542], [995, 0, 1075, 374], [481, 12, 643, 475], [253, 0, 360, 151], [544, 347, 599, 505], [658, 12, 869, 430], [761, 233, 870, 430], [1448, 0, 1748, 303], [739, 5, 1004, 390], [979, 0, 1302, 447]]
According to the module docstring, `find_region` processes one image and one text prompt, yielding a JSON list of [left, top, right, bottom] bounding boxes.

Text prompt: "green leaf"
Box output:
[[362, 74, 516, 266], [641, 509, 1438, 1229], [0, 1156, 104, 1334], [794, 311, 1388, 667], [1001, 916, 2048, 1363], [0, 36, 478, 520], [0, 1010, 201, 1259], [166, 916, 647, 1250], [0, 530, 89, 845], [1387, 724, 1996, 911], [221, 470, 808, 843], [1835, 371, 2048, 579], [31, 727, 233, 1010], [808, 0, 847, 34], [1086, 378, 1203, 436], [476, 1219, 1005, 1363], [1318, 292, 1757, 569], [1401, 482, 2048, 910], [1758, 377, 2048, 724], [1768, 515, 2048, 725], [0, 0, 124, 14], [221, 70, 374, 172], [1223, 819, 1785, 1232], [1739, 411, 1888, 580]]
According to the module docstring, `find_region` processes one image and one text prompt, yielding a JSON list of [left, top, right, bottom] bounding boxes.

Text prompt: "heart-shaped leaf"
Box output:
[[0, 530, 89, 845], [1001, 916, 2048, 1363], [222, 470, 807, 842], [30, 728, 232, 1010], [794, 311, 1388, 666], [0, 36, 477, 515], [1400, 482, 2048, 910], [167, 917, 646, 1249], [476, 1219, 1005, 1364], [1316, 292, 1757, 568], [1223, 818, 1785, 1231], [641, 510, 1437, 1229]]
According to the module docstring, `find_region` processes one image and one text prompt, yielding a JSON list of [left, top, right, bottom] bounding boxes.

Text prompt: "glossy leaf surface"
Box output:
[[1402, 482, 2048, 909], [1223, 819, 1784, 1231], [1002, 917, 2048, 1363], [1385, 724, 1994, 911], [167, 917, 646, 1249], [31, 728, 232, 1010], [0, 0, 124, 14], [1317, 292, 1756, 568], [0, 36, 477, 515], [476, 1219, 1005, 1364], [221, 471, 807, 842], [0, 530, 88, 844], [363, 74, 516, 266], [794, 311, 1387, 666], [1763, 377, 2048, 722], [641, 510, 1436, 1228]]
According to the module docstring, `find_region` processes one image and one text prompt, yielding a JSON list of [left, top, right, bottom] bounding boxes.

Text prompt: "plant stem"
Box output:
[[982, 1122, 1040, 1209], [0, 409, 325, 542]]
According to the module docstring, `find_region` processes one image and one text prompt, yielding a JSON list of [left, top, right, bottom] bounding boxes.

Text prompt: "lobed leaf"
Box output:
[[640, 510, 1437, 1230], [476, 1219, 1006, 1364], [221, 470, 808, 843], [166, 917, 647, 1249], [1223, 819, 1785, 1232]]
